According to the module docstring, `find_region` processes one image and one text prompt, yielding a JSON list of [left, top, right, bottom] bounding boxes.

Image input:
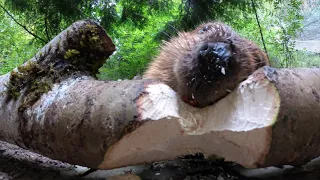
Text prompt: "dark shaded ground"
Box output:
[[3, 140, 320, 180], [0, 141, 251, 180], [137, 157, 253, 180]]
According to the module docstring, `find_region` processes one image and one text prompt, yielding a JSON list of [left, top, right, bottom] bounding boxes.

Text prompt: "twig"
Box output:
[[251, 0, 270, 60], [45, 10, 50, 42], [0, 4, 47, 44]]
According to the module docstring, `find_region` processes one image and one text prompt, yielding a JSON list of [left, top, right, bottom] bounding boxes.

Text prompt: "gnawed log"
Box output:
[[95, 67, 320, 169], [2, 57, 320, 170], [1, 19, 320, 171]]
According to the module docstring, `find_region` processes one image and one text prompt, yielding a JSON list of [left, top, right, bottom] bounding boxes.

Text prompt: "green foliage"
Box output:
[[3, 0, 118, 44], [270, 0, 304, 67], [98, 0, 305, 80], [98, 9, 176, 80], [118, 0, 172, 26], [233, 0, 304, 68], [177, 0, 252, 31], [0, 0, 307, 80], [4, 0, 88, 41], [293, 50, 320, 67], [0, 11, 39, 75]]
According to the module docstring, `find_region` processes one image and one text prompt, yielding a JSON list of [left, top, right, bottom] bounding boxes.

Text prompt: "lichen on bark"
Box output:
[[5, 20, 115, 111], [3, 20, 115, 149]]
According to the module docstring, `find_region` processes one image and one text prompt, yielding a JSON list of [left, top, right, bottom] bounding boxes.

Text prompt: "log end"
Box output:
[[59, 20, 116, 74]]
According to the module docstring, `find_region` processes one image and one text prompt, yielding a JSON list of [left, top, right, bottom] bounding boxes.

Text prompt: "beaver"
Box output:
[[143, 21, 269, 108]]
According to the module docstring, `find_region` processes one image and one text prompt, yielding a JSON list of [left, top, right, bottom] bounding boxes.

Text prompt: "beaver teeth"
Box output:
[[200, 50, 208, 56], [221, 67, 226, 75]]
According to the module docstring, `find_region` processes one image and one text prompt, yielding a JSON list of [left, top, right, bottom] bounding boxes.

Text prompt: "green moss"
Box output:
[[86, 24, 98, 33], [64, 49, 80, 59], [70, 23, 112, 74], [5, 58, 55, 112], [90, 35, 99, 43], [18, 80, 53, 112], [80, 40, 85, 47], [79, 24, 102, 50], [5, 22, 113, 108], [5, 61, 43, 100]]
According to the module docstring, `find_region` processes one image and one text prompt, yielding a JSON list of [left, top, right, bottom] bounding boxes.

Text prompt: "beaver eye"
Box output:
[[202, 26, 210, 31], [198, 25, 211, 34]]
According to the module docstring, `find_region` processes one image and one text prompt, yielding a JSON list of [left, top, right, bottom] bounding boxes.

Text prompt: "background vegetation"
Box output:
[[0, 0, 319, 80]]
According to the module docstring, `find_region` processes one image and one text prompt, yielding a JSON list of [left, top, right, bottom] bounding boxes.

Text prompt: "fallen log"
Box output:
[[94, 67, 320, 170], [1, 19, 320, 171]]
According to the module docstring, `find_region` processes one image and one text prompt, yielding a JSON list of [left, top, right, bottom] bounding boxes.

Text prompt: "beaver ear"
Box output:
[[227, 38, 233, 44]]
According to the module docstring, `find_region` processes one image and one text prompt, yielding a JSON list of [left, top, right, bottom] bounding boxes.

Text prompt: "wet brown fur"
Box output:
[[143, 21, 269, 107]]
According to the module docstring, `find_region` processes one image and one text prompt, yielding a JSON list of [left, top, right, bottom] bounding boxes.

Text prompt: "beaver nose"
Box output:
[[199, 42, 233, 68]]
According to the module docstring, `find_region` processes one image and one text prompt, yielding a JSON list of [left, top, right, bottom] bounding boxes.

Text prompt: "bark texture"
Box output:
[[0, 19, 117, 168], [261, 67, 320, 167], [1, 75, 158, 168]]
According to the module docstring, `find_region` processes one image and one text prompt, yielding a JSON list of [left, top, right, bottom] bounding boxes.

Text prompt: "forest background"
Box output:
[[0, 0, 319, 80]]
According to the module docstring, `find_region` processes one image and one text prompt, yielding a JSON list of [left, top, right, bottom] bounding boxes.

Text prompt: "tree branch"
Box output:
[[251, 0, 270, 60], [44, 10, 50, 42], [0, 4, 47, 44]]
